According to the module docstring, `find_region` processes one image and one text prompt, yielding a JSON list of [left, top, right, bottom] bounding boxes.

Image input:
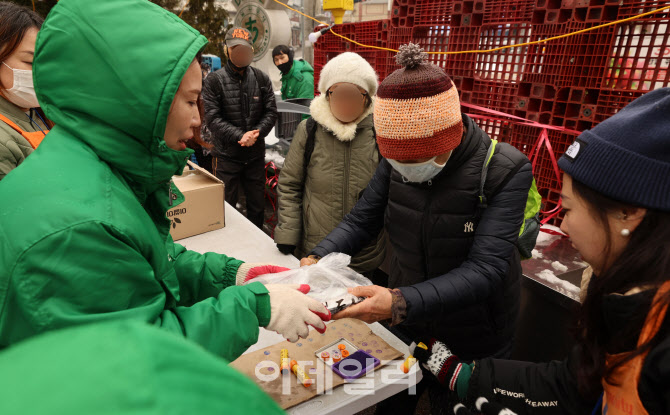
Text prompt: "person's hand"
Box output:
[[411, 339, 466, 391], [332, 285, 392, 323], [238, 130, 260, 147], [265, 284, 331, 342], [276, 244, 296, 255], [235, 263, 290, 285], [299, 255, 320, 267]]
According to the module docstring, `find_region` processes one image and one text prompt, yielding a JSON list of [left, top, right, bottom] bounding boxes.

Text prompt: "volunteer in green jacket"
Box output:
[[0, 0, 330, 361], [272, 44, 315, 103], [0, 321, 284, 414], [274, 52, 386, 276], [0, 2, 50, 181]]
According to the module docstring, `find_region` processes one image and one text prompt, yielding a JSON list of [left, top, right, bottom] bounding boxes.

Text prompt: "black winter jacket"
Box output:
[[202, 62, 277, 161], [468, 289, 670, 414], [312, 114, 533, 360]]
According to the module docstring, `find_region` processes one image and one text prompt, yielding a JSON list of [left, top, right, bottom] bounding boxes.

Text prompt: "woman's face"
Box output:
[[164, 60, 201, 151], [560, 175, 609, 273], [327, 82, 368, 124], [560, 174, 645, 275], [0, 27, 38, 93]]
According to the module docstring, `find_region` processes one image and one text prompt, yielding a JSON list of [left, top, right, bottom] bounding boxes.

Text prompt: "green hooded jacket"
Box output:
[[280, 59, 315, 101], [0, 0, 270, 361], [0, 321, 284, 414]]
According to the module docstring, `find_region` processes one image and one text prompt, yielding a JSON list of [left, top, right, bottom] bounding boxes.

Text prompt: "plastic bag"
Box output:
[[245, 253, 372, 314]]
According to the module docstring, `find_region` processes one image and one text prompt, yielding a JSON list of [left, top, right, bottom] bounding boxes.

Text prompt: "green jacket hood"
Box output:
[[283, 59, 313, 82], [33, 0, 208, 191]]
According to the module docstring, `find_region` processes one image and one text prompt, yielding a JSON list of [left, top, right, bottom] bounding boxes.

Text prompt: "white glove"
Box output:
[[265, 284, 331, 343]]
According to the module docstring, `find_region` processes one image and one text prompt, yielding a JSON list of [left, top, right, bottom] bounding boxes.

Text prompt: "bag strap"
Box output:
[[302, 117, 318, 187], [478, 139, 497, 209], [0, 113, 23, 135]]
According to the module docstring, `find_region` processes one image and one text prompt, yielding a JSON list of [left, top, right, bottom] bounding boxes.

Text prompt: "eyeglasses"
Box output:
[[326, 88, 368, 103]]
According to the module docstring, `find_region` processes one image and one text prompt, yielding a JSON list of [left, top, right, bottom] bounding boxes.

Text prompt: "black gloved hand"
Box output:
[[276, 244, 296, 255]]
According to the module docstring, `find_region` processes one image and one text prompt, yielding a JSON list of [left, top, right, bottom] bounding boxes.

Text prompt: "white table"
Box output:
[[179, 202, 299, 268], [180, 203, 423, 414]]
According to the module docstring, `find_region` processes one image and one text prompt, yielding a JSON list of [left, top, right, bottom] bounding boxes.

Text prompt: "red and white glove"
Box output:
[[265, 284, 331, 343], [235, 263, 290, 285]]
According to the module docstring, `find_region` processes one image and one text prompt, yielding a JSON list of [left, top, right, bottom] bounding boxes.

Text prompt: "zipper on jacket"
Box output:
[[342, 140, 352, 217], [421, 187, 433, 277]]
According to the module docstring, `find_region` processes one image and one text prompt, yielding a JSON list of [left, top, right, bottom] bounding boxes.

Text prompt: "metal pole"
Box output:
[[304, 0, 316, 66], [299, 0, 305, 58]]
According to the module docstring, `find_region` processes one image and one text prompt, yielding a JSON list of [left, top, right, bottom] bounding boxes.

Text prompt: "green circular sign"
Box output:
[[234, 3, 271, 62]]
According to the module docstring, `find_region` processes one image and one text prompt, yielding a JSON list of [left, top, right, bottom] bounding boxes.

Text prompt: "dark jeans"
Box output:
[[212, 156, 265, 229]]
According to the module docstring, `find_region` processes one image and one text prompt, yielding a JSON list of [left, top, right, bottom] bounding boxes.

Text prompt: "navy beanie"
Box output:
[[558, 88, 670, 211]]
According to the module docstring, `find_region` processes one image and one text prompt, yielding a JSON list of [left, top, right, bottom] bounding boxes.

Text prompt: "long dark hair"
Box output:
[[572, 178, 670, 397], [0, 1, 53, 129]]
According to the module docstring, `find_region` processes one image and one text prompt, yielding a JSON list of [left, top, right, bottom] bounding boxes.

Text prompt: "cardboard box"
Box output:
[[168, 161, 225, 240]]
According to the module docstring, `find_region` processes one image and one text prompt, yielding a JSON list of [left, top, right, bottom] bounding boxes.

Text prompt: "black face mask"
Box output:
[[277, 60, 292, 75]]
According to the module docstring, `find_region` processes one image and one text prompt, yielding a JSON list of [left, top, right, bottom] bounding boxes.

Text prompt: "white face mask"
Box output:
[[2, 62, 39, 109], [388, 152, 452, 183]]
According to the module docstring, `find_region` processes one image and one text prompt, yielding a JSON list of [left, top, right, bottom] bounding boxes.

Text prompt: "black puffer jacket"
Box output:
[[202, 62, 277, 161], [312, 114, 533, 360]]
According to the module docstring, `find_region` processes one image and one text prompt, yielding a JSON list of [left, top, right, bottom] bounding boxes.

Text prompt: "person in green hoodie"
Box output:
[[0, 0, 331, 361], [272, 45, 315, 104], [0, 320, 285, 414]]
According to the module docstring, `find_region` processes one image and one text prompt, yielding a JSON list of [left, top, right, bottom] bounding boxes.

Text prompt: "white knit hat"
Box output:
[[318, 52, 378, 96]]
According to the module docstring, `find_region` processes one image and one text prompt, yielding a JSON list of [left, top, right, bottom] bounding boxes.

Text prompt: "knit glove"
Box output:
[[265, 284, 332, 343], [276, 244, 296, 255], [410, 339, 473, 399], [235, 263, 291, 285]]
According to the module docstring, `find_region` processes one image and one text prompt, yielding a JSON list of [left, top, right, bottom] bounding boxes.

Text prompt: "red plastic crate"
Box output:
[[602, 19, 670, 91], [523, 23, 587, 87], [616, 1, 670, 19], [595, 89, 645, 123], [469, 79, 521, 113], [316, 24, 354, 52], [407, 25, 480, 79], [540, 188, 565, 227], [474, 23, 532, 82], [483, 0, 534, 25], [514, 82, 557, 123], [390, 2, 415, 28], [411, 25, 451, 73], [353, 20, 388, 51], [534, 0, 574, 24], [549, 87, 599, 131], [378, 26, 413, 80], [504, 125, 576, 208], [560, 21, 616, 89], [413, 0, 453, 27], [444, 26, 480, 78], [470, 115, 512, 143]]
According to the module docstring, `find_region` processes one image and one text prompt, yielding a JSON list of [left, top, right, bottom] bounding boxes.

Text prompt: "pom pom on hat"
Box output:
[[396, 43, 428, 69]]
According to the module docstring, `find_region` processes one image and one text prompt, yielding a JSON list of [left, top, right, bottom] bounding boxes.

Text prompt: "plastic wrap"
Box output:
[[245, 253, 372, 314]]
